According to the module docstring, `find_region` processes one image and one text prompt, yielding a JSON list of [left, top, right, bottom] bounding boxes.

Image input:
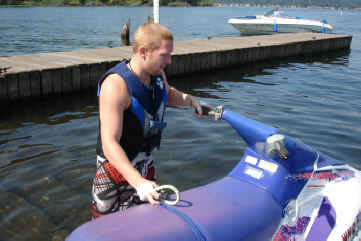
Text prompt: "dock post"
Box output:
[[121, 17, 130, 46]]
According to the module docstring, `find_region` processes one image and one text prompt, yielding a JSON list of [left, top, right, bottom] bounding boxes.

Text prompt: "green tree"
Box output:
[[159, 0, 169, 5], [10, 0, 24, 4]]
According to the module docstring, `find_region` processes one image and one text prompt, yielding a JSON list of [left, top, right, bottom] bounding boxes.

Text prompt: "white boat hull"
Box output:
[[228, 16, 333, 35]]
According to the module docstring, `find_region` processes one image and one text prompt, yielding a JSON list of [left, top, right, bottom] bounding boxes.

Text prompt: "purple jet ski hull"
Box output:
[[67, 177, 282, 241]]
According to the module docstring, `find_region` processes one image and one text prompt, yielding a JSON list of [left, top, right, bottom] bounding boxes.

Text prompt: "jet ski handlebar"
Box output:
[[196, 103, 289, 159]]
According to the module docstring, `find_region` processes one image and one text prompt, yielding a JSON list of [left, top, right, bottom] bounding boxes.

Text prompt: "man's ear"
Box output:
[[139, 47, 147, 59]]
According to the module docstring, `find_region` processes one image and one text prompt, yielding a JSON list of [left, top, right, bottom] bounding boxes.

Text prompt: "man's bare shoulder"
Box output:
[[99, 74, 131, 108]]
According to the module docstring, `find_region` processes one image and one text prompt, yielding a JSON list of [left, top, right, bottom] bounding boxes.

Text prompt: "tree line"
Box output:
[[1, 0, 360, 8], [0, 0, 213, 6]]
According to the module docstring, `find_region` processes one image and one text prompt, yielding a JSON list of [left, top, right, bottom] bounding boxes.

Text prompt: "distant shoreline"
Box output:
[[0, 1, 211, 8], [1, 3, 360, 10]]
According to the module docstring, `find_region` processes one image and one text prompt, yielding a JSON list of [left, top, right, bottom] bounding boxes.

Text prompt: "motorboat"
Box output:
[[228, 9, 333, 35], [66, 106, 360, 241]]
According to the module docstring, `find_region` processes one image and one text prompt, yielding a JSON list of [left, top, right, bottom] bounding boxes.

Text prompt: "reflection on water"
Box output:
[[1, 50, 360, 241], [1, 91, 97, 125], [0, 91, 98, 240]]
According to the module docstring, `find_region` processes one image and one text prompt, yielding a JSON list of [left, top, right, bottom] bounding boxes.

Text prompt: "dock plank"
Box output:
[[0, 33, 352, 102]]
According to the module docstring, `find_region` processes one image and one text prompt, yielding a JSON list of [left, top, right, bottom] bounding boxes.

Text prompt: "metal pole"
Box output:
[[153, 0, 159, 23]]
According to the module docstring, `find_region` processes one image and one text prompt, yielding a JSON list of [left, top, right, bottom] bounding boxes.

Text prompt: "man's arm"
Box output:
[[161, 71, 202, 114], [99, 74, 159, 204]]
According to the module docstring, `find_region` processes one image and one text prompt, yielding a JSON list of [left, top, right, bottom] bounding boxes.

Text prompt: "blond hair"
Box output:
[[132, 23, 173, 53]]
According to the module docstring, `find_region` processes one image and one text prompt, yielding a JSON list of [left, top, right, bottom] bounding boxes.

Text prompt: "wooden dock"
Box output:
[[0, 32, 352, 102]]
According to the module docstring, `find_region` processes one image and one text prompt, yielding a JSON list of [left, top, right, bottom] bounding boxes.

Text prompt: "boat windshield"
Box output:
[[264, 9, 275, 17], [264, 8, 281, 17], [264, 9, 295, 18], [264, 7, 284, 17]]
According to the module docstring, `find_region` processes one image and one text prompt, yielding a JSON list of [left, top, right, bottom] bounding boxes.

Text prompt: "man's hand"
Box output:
[[190, 96, 202, 115], [193, 100, 223, 121], [136, 180, 160, 205]]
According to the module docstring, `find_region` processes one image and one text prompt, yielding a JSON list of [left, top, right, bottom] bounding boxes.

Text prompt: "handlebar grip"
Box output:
[[195, 105, 213, 116]]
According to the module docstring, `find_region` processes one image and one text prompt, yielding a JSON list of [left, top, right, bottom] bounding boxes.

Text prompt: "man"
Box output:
[[91, 22, 205, 218]]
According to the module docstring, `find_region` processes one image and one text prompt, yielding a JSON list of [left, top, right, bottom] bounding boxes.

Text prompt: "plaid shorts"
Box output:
[[91, 154, 155, 218]]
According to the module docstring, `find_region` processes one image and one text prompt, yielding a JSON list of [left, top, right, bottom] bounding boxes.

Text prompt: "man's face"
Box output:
[[146, 39, 173, 76]]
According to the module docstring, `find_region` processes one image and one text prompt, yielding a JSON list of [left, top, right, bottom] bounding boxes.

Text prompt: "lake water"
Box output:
[[0, 6, 361, 241]]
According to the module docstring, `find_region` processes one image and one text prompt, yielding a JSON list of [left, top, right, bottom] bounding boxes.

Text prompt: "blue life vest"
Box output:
[[96, 60, 167, 160]]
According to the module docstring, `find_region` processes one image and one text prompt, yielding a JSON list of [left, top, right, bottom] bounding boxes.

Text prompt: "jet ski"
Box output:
[[66, 106, 361, 241]]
